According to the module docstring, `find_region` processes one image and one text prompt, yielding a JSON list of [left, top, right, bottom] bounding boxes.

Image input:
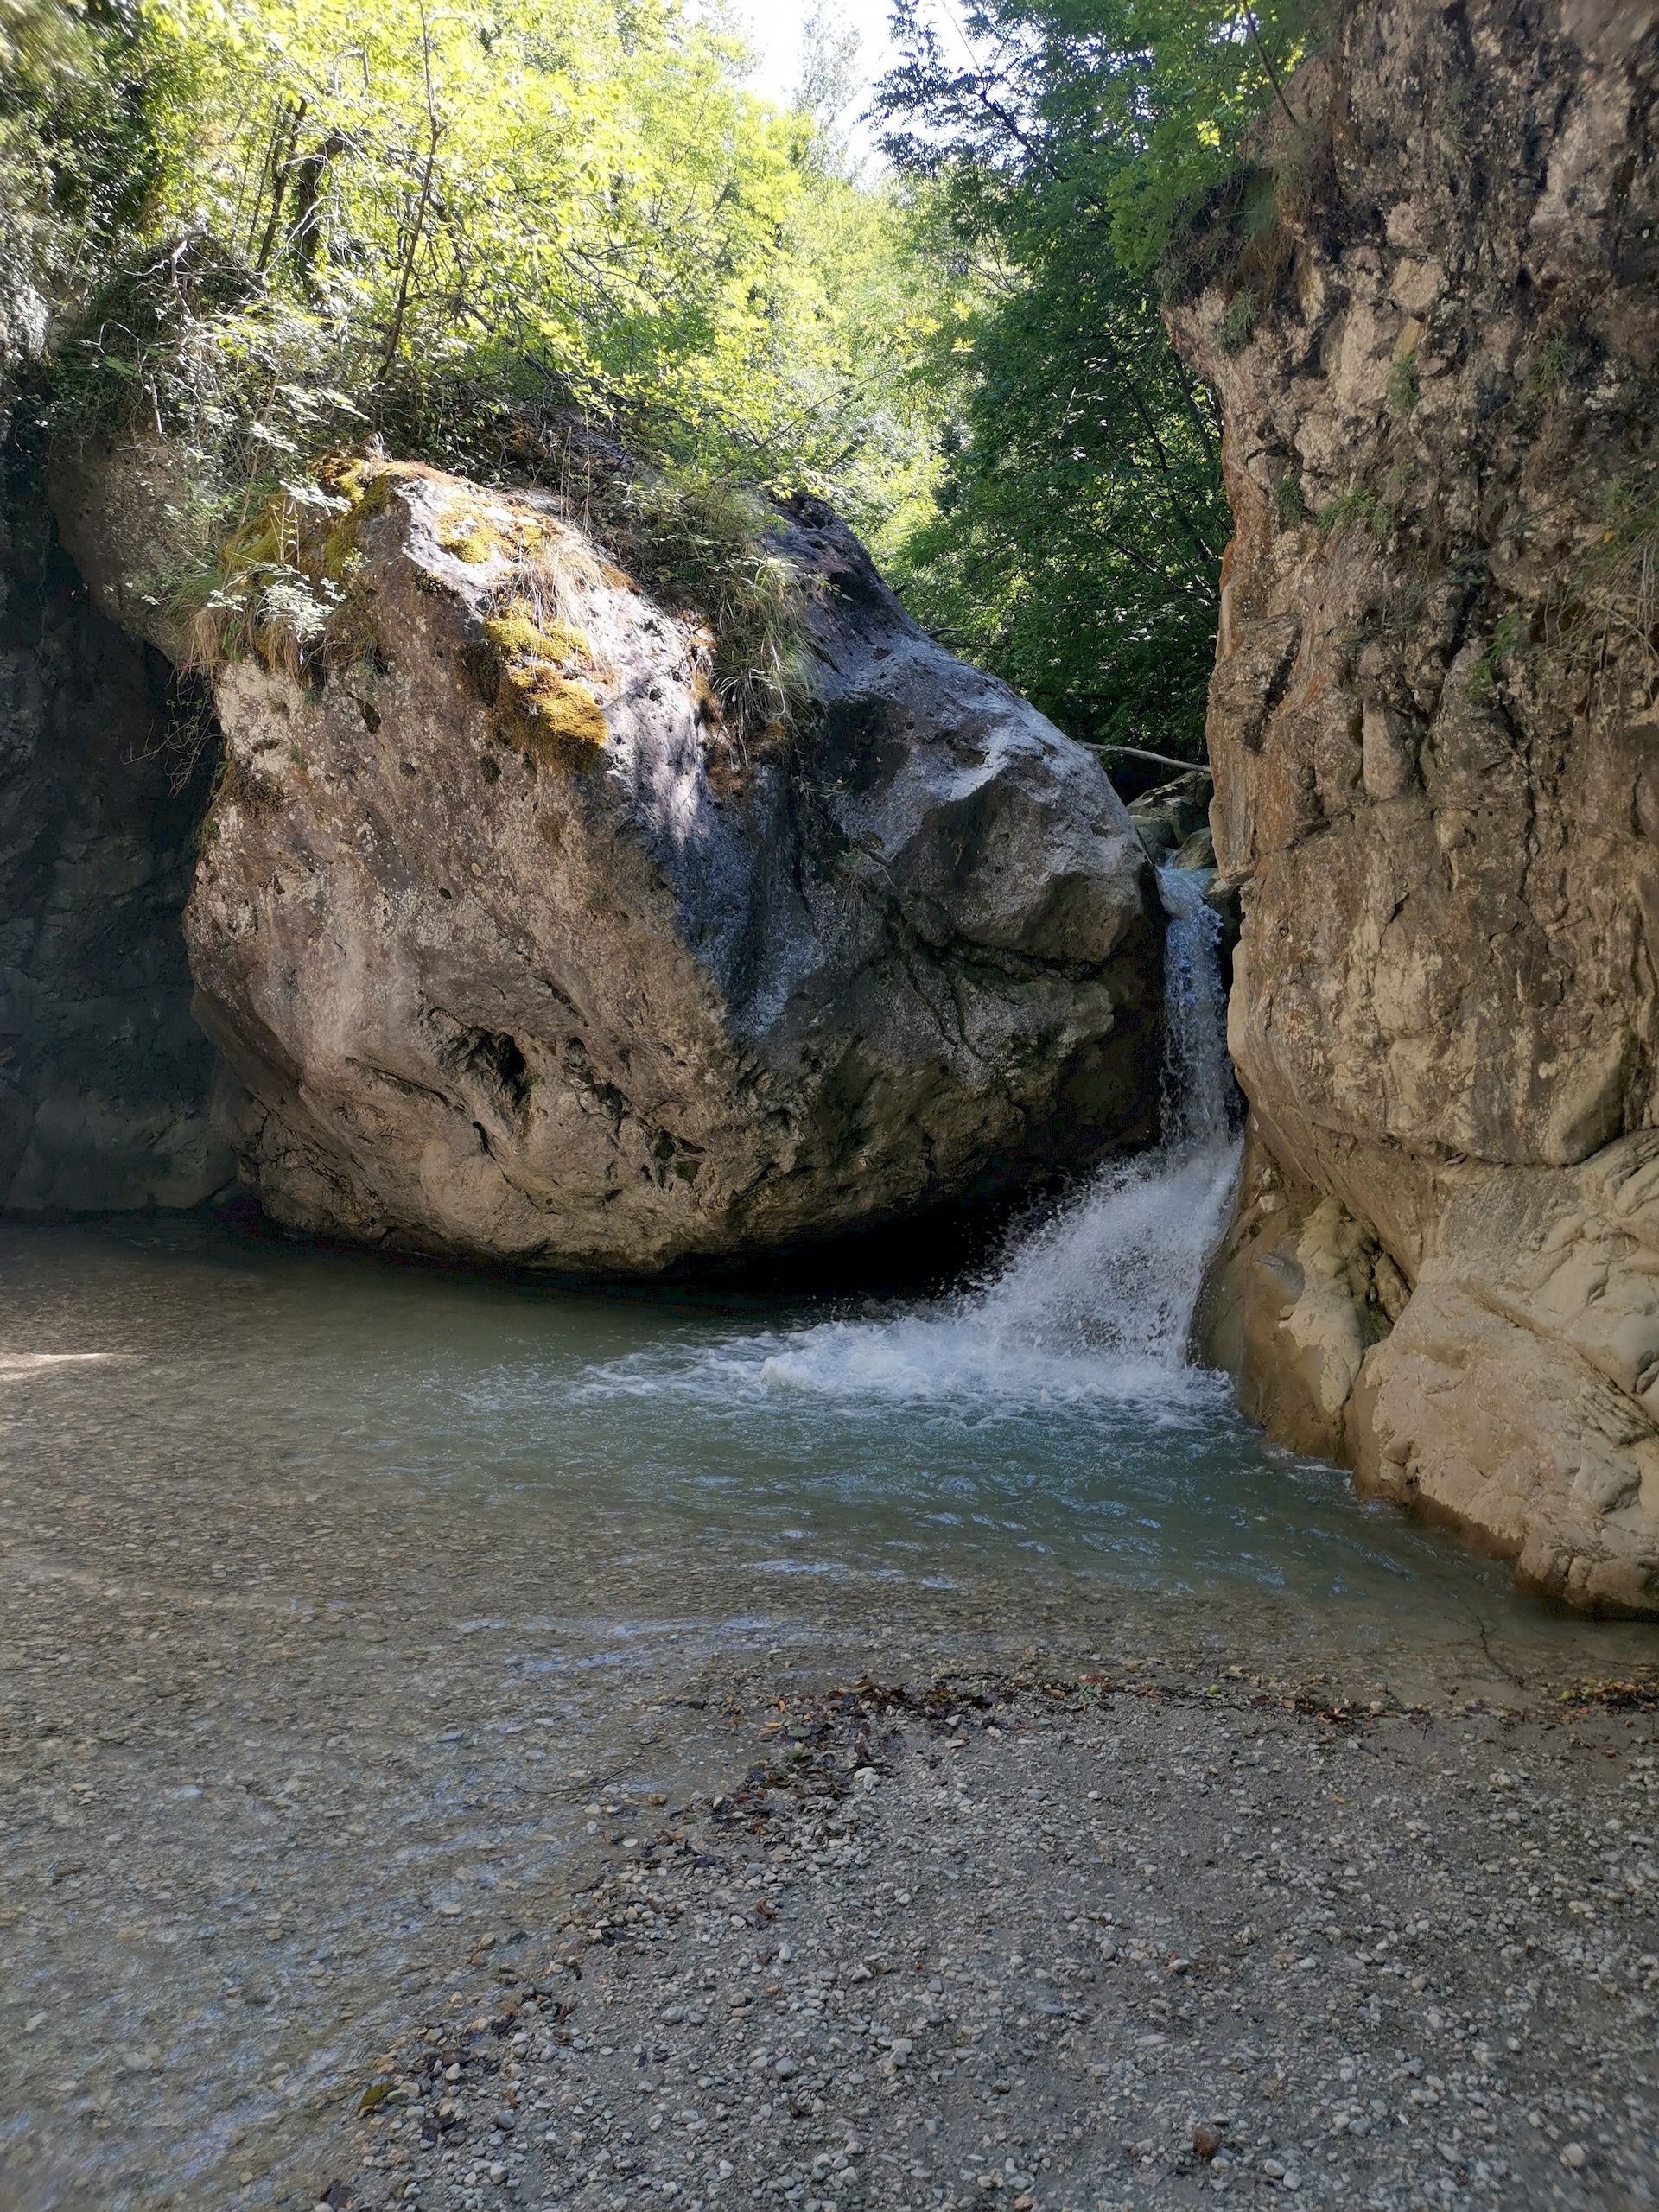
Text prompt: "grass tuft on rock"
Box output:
[[604, 474, 817, 745], [170, 461, 395, 683]]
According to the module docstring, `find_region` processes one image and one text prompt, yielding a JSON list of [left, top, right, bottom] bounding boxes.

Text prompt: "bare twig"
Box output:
[[1093, 743, 1209, 774]]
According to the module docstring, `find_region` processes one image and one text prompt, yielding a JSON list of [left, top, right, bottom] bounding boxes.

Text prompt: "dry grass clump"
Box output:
[[606, 475, 816, 747], [172, 456, 400, 681], [1547, 489, 1659, 704]]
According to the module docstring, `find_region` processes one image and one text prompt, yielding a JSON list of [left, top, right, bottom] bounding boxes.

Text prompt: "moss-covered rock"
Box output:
[[493, 661, 607, 770], [120, 455, 1163, 1276]]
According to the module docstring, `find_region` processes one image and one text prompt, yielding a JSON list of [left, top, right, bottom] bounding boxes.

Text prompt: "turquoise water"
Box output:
[[0, 1202, 1623, 1654], [3, 865, 1641, 1673]]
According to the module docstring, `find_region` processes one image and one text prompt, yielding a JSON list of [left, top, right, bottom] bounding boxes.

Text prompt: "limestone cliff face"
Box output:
[[1179, 0, 1659, 1611], [90, 460, 1160, 1274]]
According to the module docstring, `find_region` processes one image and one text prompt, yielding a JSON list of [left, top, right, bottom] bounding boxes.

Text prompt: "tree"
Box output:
[[0, 0, 176, 342], [49, 0, 943, 532], [798, 0, 862, 141], [877, 0, 1316, 763]]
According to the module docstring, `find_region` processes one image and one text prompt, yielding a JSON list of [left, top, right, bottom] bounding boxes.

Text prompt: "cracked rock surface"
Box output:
[[1179, 0, 1659, 1611], [67, 456, 1159, 1274]]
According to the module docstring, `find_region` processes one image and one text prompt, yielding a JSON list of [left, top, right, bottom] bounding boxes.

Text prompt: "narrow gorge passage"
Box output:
[[4, 0, 1657, 2203]]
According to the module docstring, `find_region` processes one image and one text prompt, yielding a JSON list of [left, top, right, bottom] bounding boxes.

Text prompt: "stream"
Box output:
[[3, 868, 1652, 2208]]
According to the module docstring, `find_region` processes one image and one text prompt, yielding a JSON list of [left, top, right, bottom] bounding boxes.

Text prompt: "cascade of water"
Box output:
[[583, 864, 1243, 1409], [948, 861, 1242, 1372], [1154, 862, 1239, 1160]]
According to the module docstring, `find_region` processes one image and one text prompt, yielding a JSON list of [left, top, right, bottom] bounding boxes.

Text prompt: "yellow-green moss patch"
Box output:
[[178, 456, 402, 681], [318, 461, 397, 582], [444, 526, 498, 564], [493, 664, 607, 770], [432, 492, 564, 576], [482, 604, 593, 668], [435, 492, 520, 566]]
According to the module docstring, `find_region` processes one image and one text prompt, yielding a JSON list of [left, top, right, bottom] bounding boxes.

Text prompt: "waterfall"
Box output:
[[862, 860, 1242, 1387], [585, 863, 1243, 1411], [950, 861, 1241, 1371]]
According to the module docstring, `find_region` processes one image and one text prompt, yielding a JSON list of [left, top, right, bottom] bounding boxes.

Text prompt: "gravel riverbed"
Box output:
[[340, 1668, 1659, 2212], [4, 1218, 1657, 2212]]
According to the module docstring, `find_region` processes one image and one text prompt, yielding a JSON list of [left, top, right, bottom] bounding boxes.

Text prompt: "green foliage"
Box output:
[[874, 2, 1314, 760], [1468, 606, 1526, 698], [47, 0, 933, 514], [34, 0, 931, 747], [881, 2, 1321, 283], [880, 232, 1227, 757], [1318, 482, 1379, 533], [0, 0, 178, 343], [1388, 349, 1419, 415], [1522, 333, 1572, 410], [21, 0, 1347, 785], [1272, 467, 1304, 528], [1218, 290, 1257, 355]]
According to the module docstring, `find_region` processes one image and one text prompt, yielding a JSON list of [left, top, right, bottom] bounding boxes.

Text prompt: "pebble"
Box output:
[[340, 1678, 1658, 2212]]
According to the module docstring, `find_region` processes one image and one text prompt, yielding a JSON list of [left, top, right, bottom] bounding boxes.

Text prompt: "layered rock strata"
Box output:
[[1180, 0, 1659, 1611], [62, 457, 1160, 1273]]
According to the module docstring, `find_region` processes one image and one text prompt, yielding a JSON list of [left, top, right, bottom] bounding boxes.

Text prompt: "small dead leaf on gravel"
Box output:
[[1564, 1677, 1659, 1711]]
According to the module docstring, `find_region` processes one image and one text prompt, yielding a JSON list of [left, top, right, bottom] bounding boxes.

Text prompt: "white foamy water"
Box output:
[[584, 866, 1242, 1412]]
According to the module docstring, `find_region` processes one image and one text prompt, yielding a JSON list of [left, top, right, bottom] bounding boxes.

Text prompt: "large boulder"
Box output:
[[115, 461, 1160, 1273], [1178, 0, 1659, 1610]]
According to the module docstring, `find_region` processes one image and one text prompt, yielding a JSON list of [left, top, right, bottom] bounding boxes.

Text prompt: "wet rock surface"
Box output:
[[1125, 771, 1213, 867], [1176, 0, 1659, 1609], [342, 1679, 1659, 2212]]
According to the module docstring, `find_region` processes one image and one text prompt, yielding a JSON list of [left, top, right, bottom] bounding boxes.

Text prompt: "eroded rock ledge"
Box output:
[[1180, 0, 1659, 1611], [57, 454, 1160, 1273]]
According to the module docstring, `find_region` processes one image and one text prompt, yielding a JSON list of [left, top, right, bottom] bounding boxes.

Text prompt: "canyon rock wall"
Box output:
[[0, 310, 226, 1212], [72, 458, 1160, 1274], [1179, 0, 1659, 1611]]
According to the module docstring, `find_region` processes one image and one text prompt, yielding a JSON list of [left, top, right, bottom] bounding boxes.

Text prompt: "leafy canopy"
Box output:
[[877, 0, 1317, 763], [26, 0, 946, 567], [7, 0, 1325, 774]]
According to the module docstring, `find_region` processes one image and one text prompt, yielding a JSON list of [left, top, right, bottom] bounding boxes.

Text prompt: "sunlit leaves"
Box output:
[[873, 0, 1316, 758], [113, 0, 934, 516]]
